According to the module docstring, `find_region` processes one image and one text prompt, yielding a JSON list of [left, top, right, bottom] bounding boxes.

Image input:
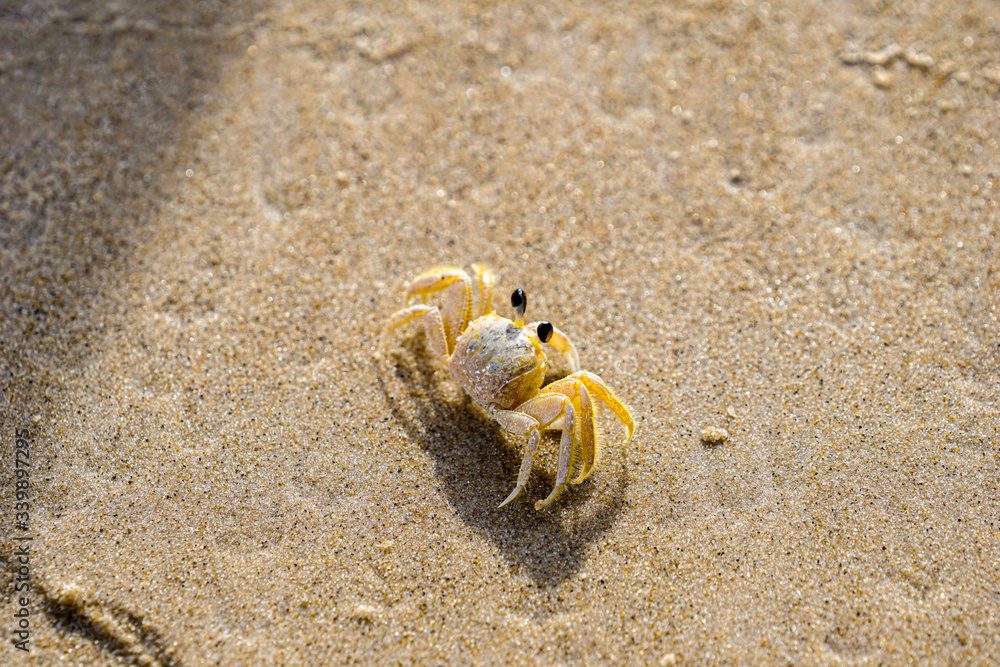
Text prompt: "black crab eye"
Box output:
[[511, 288, 527, 320], [537, 321, 553, 343]]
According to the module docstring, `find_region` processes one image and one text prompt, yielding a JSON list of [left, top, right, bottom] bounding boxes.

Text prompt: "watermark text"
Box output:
[[12, 427, 32, 652]]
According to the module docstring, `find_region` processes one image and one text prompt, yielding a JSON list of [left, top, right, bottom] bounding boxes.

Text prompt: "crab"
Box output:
[[375, 264, 634, 510]]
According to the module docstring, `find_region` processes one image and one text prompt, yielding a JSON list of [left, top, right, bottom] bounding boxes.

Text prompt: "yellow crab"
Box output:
[[376, 264, 635, 510]]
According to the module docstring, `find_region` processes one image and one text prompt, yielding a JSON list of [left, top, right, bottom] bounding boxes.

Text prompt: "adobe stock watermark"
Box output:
[[11, 427, 33, 653]]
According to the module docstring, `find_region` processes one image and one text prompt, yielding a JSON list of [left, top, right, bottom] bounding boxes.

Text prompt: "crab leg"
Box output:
[[405, 266, 469, 300], [571, 383, 596, 483], [540, 378, 598, 483], [535, 400, 575, 509], [540, 380, 597, 483], [541, 370, 633, 488], [490, 393, 574, 509], [548, 371, 635, 444], [498, 429, 540, 508], [385, 267, 474, 356], [440, 278, 474, 353], [470, 264, 497, 318], [375, 304, 449, 360]]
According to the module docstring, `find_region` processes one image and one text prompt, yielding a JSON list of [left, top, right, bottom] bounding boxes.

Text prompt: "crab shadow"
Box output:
[[376, 337, 627, 587]]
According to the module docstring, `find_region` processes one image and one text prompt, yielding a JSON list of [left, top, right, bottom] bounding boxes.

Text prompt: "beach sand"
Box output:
[[2, 1, 998, 664]]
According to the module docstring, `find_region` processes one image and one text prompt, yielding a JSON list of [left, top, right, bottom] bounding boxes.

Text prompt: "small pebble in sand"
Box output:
[[700, 426, 729, 445], [872, 67, 894, 88], [903, 47, 934, 69]]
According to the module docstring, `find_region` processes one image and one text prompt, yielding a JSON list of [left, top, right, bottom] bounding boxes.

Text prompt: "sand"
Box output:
[[2, 1, 998, 664]]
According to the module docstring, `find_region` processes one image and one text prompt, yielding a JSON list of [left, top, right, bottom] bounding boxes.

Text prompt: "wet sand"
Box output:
[[2, 1, 998, 664]]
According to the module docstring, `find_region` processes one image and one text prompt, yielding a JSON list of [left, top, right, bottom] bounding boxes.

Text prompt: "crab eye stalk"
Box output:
[[537, 321, 553, 343], [511, 288, 527, 326]]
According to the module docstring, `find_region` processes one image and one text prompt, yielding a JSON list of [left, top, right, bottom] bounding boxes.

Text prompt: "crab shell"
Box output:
[[449, 313, 547, 411]]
